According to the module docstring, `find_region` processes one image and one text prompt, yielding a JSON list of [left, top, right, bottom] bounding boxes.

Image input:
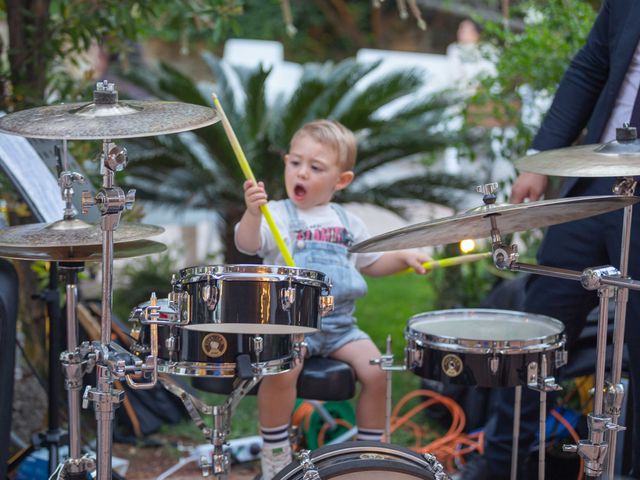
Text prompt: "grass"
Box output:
[[159, 273, 442, 447]]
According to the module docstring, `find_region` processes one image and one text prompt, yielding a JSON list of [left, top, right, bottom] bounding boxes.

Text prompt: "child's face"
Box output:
[[284, 134, 353, 210]]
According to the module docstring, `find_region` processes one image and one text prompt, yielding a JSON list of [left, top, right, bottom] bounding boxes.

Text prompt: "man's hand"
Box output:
[[510, 172, 548, 204]]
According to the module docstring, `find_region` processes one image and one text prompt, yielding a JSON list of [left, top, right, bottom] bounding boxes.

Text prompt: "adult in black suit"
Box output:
[[462, 1, 640, 478]]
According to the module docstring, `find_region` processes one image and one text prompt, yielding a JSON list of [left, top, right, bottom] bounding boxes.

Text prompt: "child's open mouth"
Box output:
[[294, 184, 307, 199]]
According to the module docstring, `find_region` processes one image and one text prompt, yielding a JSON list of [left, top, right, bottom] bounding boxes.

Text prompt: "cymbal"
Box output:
[[351, 195, 640, 252], [515, 139, 640, 177], [0, 219, 164, 247], [0, 100, 219, 140], [0, 239, 166, 262]]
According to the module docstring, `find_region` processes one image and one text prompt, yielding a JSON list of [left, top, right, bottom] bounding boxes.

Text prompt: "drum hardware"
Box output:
[[253, 335, 264, 364], [294, 450, 320, 479], [160, 374, 262, 479], [370, 336, 406, 442], [512, 128, 640, 477], [273, 441, 450, 479], [488, 213, 636, 478], [174, 264, 331, 334], [281, 273, 297, 311], [0, 81, 218, 480], [58, 169, 85, 220], [129, 298, 299, 378]]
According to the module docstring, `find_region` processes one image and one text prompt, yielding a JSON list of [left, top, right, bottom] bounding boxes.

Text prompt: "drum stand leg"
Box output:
[[563, 284, 625, 477], [370, 335, 405, 443], [605, 185, 635, 479], [161, 375, 262, 479], [510, 386, 521, 480], [59, 263, 96, 479], [523, 352, 562, 480]]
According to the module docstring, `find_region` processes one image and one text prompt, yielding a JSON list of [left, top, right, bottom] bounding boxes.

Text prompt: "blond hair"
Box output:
[[290, 120, 357, 171]]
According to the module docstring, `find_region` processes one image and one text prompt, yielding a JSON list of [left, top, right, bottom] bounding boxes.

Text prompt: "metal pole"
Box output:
[[607, 201, 634, 478], [510, 385, 521, 480]]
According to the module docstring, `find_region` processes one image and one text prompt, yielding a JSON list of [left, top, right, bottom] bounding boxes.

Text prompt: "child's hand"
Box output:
[[244, 179, 268, 216], [402, 250, 432, 275]]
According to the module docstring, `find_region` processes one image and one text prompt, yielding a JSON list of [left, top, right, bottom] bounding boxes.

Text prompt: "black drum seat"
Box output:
[[191, 356, 356, 401]]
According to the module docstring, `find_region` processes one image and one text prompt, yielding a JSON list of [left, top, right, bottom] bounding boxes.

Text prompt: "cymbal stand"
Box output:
[[161, 375, 262, 479], [59, 261, 97, 479], [605, 176, 637, 478], [79, 84, 160, 480], [489, 218, 639, 478]]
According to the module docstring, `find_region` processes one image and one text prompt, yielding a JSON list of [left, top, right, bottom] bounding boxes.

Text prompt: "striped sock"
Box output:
[[260, 424, 291, 480], [356, 427, 384, 442]]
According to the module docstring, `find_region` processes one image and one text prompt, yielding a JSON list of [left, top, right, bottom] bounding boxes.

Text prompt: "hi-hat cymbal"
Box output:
[[351, 195, 640, 253], [0, 219, 164, 247], [0, 239, 166, 262], [0, 100, 219, 140], [515, 138, 640, 177]]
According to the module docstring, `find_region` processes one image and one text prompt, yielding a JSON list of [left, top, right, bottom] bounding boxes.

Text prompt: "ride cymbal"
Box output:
[[0, 239, 167, 262], [515, 137, 640, 177], [0, 219, 164, 247], [350, 195, 640, 253]]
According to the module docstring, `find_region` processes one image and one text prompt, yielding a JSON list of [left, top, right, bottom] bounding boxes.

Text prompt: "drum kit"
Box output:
[[0, 80, 639, 480]]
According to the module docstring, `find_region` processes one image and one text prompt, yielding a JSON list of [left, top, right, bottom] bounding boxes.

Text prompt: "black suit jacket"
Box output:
[[530, 0, 640, 196]]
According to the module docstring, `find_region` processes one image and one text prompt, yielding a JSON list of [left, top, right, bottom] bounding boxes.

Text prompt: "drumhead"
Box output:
[[407, 309, 564, 352], [178, 264, 329, 287]]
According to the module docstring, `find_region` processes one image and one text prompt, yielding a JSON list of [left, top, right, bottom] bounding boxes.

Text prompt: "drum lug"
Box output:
[[319, 294, 334, 316], [252, 336, 264, 364], [201, 282, 219, 311], [489, 354, 500, 375], [296, 450, 320, 480], [555, 347, 568, 368], [166, 334, 178, 354], [422, 453, 450, 479], [281, 286, 297, 311], [405, 339, 423, 369], [527, 361, 539, 386], [293, 338, 308, 359]]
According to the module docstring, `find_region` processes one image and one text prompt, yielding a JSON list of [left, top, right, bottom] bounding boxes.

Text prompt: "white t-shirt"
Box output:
[[234, 199, 382, 270], [601, 40, 640, 142]]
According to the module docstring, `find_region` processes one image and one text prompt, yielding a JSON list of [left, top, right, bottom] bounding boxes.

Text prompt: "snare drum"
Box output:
[[405, 309, 567, 388], [129, 299, 297, 377], [273, 441, 445, 479], [173, 265, 333, 334]]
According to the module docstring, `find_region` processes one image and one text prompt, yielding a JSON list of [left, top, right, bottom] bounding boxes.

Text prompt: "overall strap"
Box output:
[[284, 199, 306, 231], [329, 203, 354, 246]]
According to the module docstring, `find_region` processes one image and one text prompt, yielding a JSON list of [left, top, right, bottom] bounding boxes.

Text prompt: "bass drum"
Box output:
[[273, 441, 445, 479]]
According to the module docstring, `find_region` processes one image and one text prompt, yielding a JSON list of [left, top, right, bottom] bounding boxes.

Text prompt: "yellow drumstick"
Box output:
[[212, 94, 296, 267], [401, 252, 492, 274]]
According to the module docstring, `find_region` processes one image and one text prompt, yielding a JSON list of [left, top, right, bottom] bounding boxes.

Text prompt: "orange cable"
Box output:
[[550, 409, 584, 480]]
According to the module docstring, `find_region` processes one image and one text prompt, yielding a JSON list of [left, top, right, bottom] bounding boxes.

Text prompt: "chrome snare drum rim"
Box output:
[[406, 308, 565, 355], [174, 264, 332, 334], [178, 264, 330, 288]]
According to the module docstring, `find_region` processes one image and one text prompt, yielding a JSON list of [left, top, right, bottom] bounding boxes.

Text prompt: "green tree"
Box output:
[[120, 53, 474, 262], [1, 0, 242, 109], [465, 0, 596, 161]]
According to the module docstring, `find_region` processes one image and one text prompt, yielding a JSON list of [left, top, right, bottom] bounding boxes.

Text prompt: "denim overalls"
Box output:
[[284, 200, 370, 356]]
